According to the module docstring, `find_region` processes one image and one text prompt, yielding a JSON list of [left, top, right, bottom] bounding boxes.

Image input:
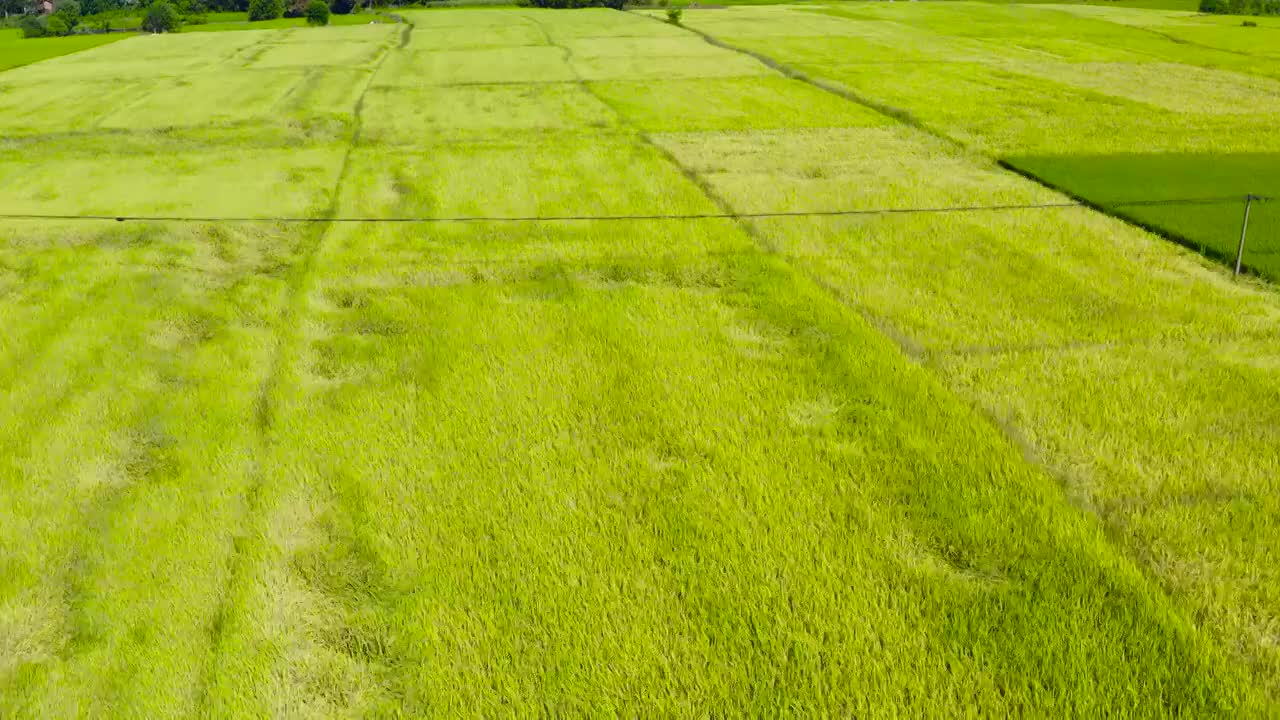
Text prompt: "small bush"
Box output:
[[184, 13, 208, 24], [248, 0, 284, 20], [1243, 18, 1258, 24], [19, 16, 47, 38], [306, 0, 329, 24], [666, 6, 681, 23], [45, 14, 70, 35], [143, 2, 182, 32]]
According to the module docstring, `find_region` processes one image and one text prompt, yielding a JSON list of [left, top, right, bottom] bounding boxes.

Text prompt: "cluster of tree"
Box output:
[[18, 0, 80, 36], [1199, 0, 1280, 14], [8, 0, 352, 35], [16, 0, 190, 34], [205, 0, 356, 12], [245, 0, 341, 20], [520, 0, 623, 8]]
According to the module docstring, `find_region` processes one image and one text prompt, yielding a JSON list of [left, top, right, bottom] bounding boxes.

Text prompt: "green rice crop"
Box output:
[[1007, 153, 1280, 280], [2, 5, 1280, 715], [589, 76, 889, 131], [1000, 0, 1199, 7], [665, 4, 1280, 702], [675, 2, 1280, 154], [654, 127, 1280, 350], [181, 12, 389, 33], [361, 83, 618, 142], [378, 45, 577, 84]]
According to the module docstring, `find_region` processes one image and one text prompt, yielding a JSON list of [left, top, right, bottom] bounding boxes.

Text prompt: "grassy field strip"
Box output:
[[134, 8, 1264, 714], [723, 7, 1280, 279], [646, 126, 1278, 347], [828, 2, 1280, 73], [791, 61, 1280, 155], [0, 29, 129, 74], [2, 31, 269, 83], [989, 59, 1280, 115], [0, 22, 397, 716], [676, 3, 1280, 156], [670, 6, 1280, 702], [942, 336, 1280, 682], [0, 221, 298, 715], [0, 28, 394, 140]]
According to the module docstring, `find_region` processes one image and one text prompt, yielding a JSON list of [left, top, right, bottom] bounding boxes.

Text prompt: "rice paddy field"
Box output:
[[0, 4, 1278, 716], [671, 1, 1280, 278], [0, 28, 128, 73]]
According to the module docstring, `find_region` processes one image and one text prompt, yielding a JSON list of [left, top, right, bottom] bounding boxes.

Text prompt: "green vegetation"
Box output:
[[1, 4, 1279, 715], [669, 2, 1280, 276], [248, 0, 285, 20], [305, 0, 329, 24], [1201, 0, 1280, 15], [181, 10, 382, 30], [0, 26, 124, 72], [16, 0, 81, 37], [665, 2, 1280, 706], [523, 0, 624, 8], [1006, 153, 1280, 279], [142, 1, 182, 32], [1008, 0, 1199, 8]]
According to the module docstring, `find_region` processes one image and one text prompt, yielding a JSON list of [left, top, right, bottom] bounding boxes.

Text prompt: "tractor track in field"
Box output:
[[193, 19, 413, 713], [531, 16, 767, 243]]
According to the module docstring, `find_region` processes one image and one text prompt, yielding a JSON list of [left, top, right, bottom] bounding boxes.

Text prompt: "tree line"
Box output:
[[1199, 0, 1280, 14], [7, 0, 357, 36]]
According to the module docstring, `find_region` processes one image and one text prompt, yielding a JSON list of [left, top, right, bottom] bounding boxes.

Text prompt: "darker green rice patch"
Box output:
[[1004, 153, 1280, 281]]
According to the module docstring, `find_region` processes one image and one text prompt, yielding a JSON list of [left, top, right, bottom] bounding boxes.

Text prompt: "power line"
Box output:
[[0, 195, 1261, 225]]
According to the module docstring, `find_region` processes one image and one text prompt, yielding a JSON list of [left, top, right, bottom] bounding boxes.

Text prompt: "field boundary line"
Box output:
[[929, 326, 1280, 362]]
